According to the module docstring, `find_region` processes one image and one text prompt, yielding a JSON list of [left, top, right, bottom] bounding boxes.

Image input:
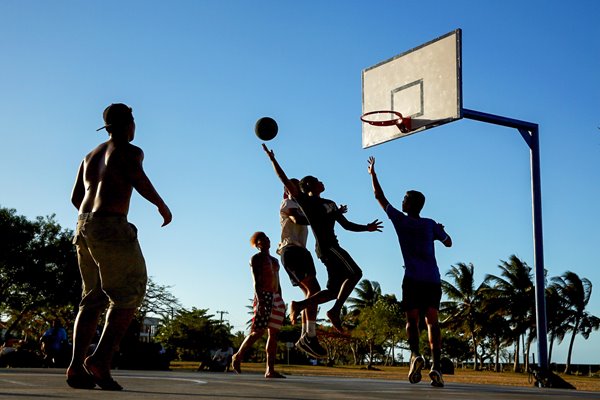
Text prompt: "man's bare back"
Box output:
[[74, 141, 138, 215]]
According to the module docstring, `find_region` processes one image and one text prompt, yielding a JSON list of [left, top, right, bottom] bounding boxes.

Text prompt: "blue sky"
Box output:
[[1, 1, 599, 364]]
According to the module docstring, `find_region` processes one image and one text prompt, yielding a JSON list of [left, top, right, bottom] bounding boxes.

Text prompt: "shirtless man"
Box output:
[[67, 103, 171, 391], [232, 232, 286, 379]]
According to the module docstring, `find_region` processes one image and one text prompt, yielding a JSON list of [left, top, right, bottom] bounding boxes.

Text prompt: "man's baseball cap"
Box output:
[[96, 103, 134, 132]]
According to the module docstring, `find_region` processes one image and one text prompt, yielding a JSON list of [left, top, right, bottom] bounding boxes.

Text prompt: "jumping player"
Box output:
[[231, 232, 286, 379], [263, 144, 383, 333], [277, 179, 327, 358], [367, 156, 451, 388]]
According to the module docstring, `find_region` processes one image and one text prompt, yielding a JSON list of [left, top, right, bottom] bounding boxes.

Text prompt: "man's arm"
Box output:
[[438, 223, 453, 247], [70, 160, 85, 210], [442, 235, 453, 247], [250, 256, 266, 313], [367, 156, 390, 211], [129, 148, 172, 226], [336, 213, 383, 232], [262, 144, 299, 198]]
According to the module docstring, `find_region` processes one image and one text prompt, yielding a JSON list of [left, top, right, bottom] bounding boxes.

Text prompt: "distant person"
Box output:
[[277, 179, 328, 358], [263, 144, 382, 333], [231, 232, 286, 379], [198, 342, 234, 372], [40, 320, 68, 366], [367, 156, 451, 388], [67, 103, 172, 391]]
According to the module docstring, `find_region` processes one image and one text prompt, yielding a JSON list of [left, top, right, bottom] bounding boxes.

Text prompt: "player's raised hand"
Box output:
[[367, 219, 383, 232], [262, 143, 275, 160], [367, 156, 376, 175]]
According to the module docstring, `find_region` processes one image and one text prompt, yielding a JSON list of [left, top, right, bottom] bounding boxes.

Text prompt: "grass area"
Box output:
[[171, 361, 600, 392]]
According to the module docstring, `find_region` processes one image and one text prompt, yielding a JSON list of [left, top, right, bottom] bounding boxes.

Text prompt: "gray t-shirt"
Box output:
[[277, 198, 308, 254]]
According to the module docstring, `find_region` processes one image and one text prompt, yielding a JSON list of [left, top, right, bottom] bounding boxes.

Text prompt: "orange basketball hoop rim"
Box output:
[[361, 110, 412, 133]]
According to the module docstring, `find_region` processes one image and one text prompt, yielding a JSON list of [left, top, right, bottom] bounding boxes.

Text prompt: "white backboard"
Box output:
[[362, 29, 463, 148]]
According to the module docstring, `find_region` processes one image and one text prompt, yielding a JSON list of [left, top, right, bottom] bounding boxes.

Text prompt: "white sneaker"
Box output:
[[408, 355, 425, 384], [429, 369, 444, 387]]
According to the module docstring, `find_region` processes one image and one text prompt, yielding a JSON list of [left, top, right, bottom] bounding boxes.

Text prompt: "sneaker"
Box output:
[[429, 369, 444, 387], [408, 355, 425, 384], [299, 335, 327, 358]]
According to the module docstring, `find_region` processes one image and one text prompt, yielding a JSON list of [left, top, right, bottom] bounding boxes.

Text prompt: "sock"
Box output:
[[307, 321, 316, 337]]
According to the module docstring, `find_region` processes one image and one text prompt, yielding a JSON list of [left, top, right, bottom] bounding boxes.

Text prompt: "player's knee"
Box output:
[[303, 277, 321, 294], [251, 328, 266, 337]]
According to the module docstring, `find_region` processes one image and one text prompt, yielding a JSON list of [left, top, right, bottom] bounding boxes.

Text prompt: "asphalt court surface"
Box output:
[[0, 368, 598, 399]]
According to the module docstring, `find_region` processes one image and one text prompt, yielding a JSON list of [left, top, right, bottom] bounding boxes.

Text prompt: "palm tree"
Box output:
[[483, 255, 534, 372], [348, 280, 382, 310], [545, 282, 570, 364], [347, 279, 382, 366], [441, 262, 486, 370], [550, 271, 600, 374]]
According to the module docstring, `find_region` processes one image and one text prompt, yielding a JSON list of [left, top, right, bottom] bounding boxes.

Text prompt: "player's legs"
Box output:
[[323, 247, 362, 332], [406, 308, 421, 356], [405, 308, 425, 383], [84, 307, 136, 390], [425, 307, 444, 387], [289, 289, 335, 323], [282, 246, 320, 328], [425, 307, 441, 367], [232, 329, 264, 373], [295, 276, 328, 358], [264, 327, 285, 378], [325, 274, 360, 332], [404, 275, 426, 384], [298, 276, 320, 331], [67, 306, 103, 388]]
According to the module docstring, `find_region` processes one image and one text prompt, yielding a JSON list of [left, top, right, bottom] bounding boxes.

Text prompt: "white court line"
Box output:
[[0, 378, 38, 387], [122, 376, 207, 385]]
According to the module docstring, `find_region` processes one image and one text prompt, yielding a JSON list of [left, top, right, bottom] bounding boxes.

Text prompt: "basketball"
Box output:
[[255, 117, 278, 141]]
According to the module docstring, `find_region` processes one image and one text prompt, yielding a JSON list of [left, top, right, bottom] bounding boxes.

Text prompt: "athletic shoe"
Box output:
[[298, 335, 327, 358], [408, 355, 425, 384], [429, 369, 444, 387]]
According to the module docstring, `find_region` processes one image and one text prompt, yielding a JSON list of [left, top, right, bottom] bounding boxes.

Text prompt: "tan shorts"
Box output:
[[73, 213, 147, 310]]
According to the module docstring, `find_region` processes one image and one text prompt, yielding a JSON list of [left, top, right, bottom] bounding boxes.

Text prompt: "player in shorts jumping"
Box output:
[[367, 156, 451, 388], [231, 232, 286, 379], [263, 144, 383, 333], [277, 179, 330, 358]]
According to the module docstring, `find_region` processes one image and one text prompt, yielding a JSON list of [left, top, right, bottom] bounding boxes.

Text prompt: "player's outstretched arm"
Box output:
[[262, 144, 300, 198], [368, 157, 390, 210], [337, 213, 383, 233]]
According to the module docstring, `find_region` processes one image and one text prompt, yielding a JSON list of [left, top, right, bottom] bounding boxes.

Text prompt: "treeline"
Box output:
[[313, 258, 600, 375], [0, 207, 181, 343]]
